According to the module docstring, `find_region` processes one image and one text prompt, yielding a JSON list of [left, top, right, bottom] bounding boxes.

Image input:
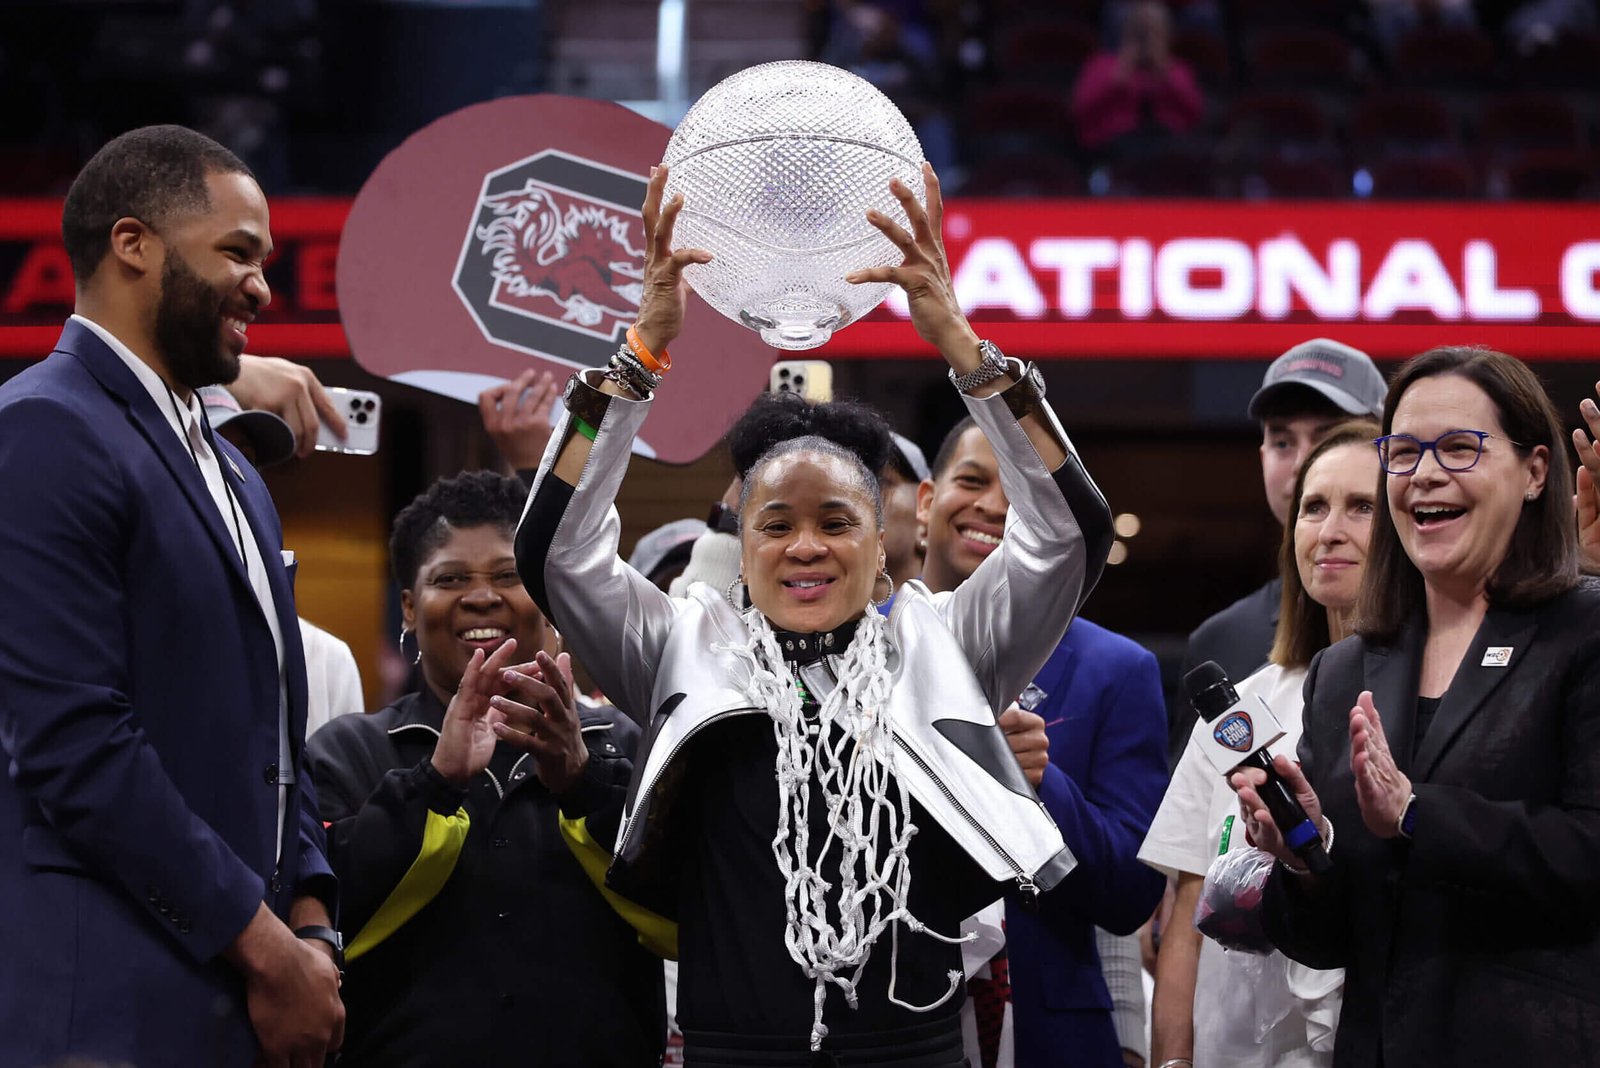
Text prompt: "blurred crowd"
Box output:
[[4, 0, 1596, 199]]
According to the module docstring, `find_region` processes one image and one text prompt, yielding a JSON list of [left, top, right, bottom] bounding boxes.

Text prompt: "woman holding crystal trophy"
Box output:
[[503, 63, 1112, 1066]]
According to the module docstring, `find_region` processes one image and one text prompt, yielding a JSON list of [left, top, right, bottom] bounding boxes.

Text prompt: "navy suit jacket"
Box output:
[[0, 320, 334, 1067], [1008, 619, 1169, 1068]]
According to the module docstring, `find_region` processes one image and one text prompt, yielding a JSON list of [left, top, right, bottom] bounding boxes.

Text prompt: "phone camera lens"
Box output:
[[363, 400, 376, 412], [356, 412, 369, 425]]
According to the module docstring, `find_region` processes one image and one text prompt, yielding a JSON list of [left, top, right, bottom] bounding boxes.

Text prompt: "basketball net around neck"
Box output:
[[718, 607, 968, 1051]]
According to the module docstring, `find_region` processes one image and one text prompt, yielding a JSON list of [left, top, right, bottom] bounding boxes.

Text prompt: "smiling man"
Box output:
[[0, 126, 343, 1067], [917, 419, 1169, 1068]]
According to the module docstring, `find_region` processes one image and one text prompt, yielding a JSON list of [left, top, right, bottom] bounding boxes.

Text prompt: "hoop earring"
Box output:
[[726, 574, 747, 612], [870, 568, 894, 609], [398, 625, 420, 665]]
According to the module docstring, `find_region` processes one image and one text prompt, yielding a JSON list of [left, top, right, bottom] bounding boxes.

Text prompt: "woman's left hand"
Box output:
[[1349, 690, 1412, 839], [487, 650, 590, 795], [846, 162, 978, 360]]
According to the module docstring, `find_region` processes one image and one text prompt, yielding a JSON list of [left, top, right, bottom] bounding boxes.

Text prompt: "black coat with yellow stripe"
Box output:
[[305, 687, 664, 1067]]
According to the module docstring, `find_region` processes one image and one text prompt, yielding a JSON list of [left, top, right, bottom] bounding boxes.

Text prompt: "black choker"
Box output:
[[772, 620, 859, 664]]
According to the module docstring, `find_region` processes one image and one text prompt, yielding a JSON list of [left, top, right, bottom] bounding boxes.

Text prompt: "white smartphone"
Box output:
[[315, 388, 382, 455], [770, 360, 833, 403]]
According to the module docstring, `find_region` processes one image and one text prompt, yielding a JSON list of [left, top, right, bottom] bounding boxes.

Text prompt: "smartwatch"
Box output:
[[1397, 792, 1418, 839]]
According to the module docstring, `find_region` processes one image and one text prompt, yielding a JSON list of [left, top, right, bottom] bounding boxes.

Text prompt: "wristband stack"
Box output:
[[606, 326, 671, 398]]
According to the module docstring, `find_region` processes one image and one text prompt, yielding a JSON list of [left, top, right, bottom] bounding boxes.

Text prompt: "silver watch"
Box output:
[[948, 340, 1009, 393]]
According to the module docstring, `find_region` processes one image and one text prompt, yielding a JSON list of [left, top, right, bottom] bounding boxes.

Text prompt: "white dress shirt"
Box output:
[[72, 314, 292, 858]]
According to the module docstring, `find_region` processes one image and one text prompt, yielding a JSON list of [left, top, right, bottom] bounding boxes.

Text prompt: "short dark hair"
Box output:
[[61, 125, 254, 284], [1358, 346, 1576, 644], [930, 416, 979, 479], [390, 470, 528, 590], [1271, 419, 1381, 669]]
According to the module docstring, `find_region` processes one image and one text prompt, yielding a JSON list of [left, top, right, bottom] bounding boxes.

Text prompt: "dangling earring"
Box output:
[[726, 574, 747, 612], [398, 624, 420, 665], [870, 567, 894, 609]]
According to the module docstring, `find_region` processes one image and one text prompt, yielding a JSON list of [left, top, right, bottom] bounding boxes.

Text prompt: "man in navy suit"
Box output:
[[918, 417, 1168, 1067], [0, 126, 344, 1066]]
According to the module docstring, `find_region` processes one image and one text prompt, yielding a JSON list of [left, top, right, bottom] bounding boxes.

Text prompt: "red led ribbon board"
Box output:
[[2, 199, 1596, 363], [818, 200, 1600, 360]]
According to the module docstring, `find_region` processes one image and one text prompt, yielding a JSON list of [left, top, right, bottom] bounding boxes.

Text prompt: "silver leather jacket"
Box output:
[[515, 366, 1113, 913]]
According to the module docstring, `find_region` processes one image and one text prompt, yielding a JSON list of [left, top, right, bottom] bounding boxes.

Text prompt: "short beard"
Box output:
[[154, 251, 239, 390]]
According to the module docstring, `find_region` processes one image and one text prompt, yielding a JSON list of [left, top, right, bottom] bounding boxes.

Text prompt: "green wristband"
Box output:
[[573, 416, 599, 442]]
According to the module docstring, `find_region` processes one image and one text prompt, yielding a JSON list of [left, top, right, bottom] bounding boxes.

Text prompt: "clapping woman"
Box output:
[[1231, 347, 1600, 1066], [306, 471, 664, 1067], [1143, 420, 1379, 1068], [512, 164, 1112, 1065]]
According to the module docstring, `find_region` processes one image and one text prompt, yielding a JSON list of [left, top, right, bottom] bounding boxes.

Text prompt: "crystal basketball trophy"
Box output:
[[662, 61, 925, 351]]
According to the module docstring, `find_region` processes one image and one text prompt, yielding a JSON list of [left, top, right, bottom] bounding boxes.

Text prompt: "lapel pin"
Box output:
[[1481, 647, 1513, 668], [225, 454, 246, 482]]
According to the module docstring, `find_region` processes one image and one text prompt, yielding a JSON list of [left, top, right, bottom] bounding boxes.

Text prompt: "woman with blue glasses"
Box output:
[[1229, 346, 1600, 1067]]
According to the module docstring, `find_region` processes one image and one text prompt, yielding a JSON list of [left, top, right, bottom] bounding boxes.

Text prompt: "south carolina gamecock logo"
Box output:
[[453, 150, 649, 365]]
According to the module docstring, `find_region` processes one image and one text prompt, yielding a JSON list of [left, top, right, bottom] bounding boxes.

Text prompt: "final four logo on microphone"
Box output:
[[1214, 711, 1254, 753]]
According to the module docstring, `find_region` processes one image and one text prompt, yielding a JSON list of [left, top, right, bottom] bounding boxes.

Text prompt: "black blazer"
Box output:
[[1263, 583, 1600, 1068]]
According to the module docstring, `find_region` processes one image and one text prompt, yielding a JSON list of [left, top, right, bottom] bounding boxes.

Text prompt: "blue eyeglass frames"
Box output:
[[1372, 430, 1522, 476]]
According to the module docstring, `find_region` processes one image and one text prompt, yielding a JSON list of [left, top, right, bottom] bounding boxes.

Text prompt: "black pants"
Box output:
[[683, 1015, 968, 1067]]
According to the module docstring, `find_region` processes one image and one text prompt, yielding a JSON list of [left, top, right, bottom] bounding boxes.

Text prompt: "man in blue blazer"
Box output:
[[0, 126, 344, 1067], [918, 416, 1169, 1067]]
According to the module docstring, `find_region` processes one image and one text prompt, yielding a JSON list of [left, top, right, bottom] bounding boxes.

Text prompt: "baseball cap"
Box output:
[[199, 386, 297, 469], [1247, 338, 1386, 420], [888, 432, 931, 482], [628, 517, 707, 584]]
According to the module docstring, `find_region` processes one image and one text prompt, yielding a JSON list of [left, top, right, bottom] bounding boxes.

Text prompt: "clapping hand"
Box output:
[[1229, 755, 1324, 869], [431, 638, 522, 787], [1571, 387, 1600, 572], [487, 650, 590, 795], [1349, 691, 1411, 838]]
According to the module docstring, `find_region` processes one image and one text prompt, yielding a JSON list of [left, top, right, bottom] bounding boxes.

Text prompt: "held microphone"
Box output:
[[1184, 661, 1332, 877]]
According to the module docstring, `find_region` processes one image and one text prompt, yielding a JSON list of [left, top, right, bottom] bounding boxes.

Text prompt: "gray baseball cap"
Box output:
[[199, 386, 297, 469], [1247, 338, 1386, 420]]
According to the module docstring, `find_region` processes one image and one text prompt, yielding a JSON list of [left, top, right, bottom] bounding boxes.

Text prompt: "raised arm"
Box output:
[[848, 165, 1113, 709], [513, 167, 710, 723]]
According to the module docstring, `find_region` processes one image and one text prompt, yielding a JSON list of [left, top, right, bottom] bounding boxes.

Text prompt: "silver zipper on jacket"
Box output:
[[613, 706, 762, 858], [892, 735, 1041, 910]]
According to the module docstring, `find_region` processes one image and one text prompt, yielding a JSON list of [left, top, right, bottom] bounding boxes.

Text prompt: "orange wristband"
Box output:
[[627, 325, 671, 374]]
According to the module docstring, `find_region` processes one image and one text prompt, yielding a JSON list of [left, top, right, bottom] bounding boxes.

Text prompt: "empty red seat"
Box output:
[[1350, 91, 1458, 157], [1368, 155, 1479, 198], [962, 153, 1084, 197], [1503, 149, 1599, 199], [1391, 26, 1501, 88], [1246, 27, 1357, 90]]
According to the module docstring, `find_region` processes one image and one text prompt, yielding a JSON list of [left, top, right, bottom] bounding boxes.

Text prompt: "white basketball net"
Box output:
[[720, 607, 966, 1050]]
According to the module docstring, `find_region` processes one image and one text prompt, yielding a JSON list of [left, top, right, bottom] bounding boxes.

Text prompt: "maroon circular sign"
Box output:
[[337, 94, 774, 463]]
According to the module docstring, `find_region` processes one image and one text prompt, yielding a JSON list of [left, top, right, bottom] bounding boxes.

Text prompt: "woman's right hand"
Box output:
[[1572, 387, 1600, 572], [631, 165, 713, 357], [1229, 754, 1325, 871], [431, 638, 521, 786]]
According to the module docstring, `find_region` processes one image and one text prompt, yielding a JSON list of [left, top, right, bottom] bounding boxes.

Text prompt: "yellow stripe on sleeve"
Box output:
[[559, 813, 679, 960], [345, 807, 471, 963]]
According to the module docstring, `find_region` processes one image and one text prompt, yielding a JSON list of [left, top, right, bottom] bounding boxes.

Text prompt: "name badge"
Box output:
[[1481, 647, 1513, 668]]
